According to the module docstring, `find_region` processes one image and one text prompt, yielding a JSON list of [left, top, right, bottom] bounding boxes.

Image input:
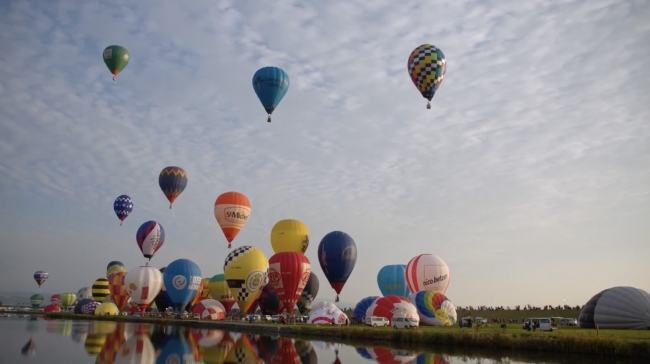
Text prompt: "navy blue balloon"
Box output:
[[258, 283, 283, 315], [155, 333, 193, 364], [113, 195, 133, 226], [73, 298, 94, 314], [356, 347, 374, 360], [353, 296, 379, 320], [163, 259, 202, 312], [377, 264, 410, 297], [317, 231, 357, 302]]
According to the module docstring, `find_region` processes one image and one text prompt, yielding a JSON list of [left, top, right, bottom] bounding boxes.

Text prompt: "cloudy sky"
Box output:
[[0, 0, 648, 308]]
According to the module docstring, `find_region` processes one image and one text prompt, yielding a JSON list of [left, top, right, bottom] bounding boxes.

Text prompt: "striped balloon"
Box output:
[[409, 291, 457, 326], [92, 278, 111, 301], [136, 221, 165, 260], [159, 166, 188, 209], [109, 272, 129, 311], [405, 254, 450, 295], [34, 271, 49, 287]]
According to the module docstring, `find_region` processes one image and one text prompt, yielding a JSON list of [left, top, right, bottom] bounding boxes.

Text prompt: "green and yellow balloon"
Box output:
[[102, 45, 130, 81]]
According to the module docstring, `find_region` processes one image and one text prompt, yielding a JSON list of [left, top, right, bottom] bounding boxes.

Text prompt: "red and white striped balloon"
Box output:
[[404, 254, 449, 294]]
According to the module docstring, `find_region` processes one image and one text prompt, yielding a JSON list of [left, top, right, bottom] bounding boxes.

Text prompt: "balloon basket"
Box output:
[[169, 203, 172, 209], [426, 102, 431, 109], [267, 115, 271, 123]]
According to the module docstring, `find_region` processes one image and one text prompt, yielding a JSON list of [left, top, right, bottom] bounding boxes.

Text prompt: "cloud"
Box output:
[[0, 0, 649, 306]]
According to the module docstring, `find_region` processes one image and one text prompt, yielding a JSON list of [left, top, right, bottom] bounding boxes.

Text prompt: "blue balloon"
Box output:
[[377, 264, 410, 297], [353, 296, 379, 320], [113, 195, 133, 225], [252, 66, 290, 122], [355, 347, 374, 361], [162, 259, 202, 312], [155, 332, 193, 364], [317, 231, 357, 302]]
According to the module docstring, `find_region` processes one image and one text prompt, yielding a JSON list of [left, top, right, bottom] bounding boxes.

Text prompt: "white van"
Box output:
[[475, 317, 488, 324], [391, 316, 419, 329], [522, 317, 555, 332], [559, 318, 577, 326], [365, 316, 389, 327]]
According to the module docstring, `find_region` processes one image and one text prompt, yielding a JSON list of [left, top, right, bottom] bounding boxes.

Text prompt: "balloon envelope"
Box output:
[[60, 293, 77, 308], [109, 272, 130, 311], [77, 287, 92, 300], [224, 246, 268, 314], [95, 302, 120, 316], [258, 283, 283, 315], [102, 45, 130, 78], [92, 278, 111, 302], [317, 231, 357, 300], [214, 191, 251, 247], [405, 254, 450, 295], [353, 296, 379, 320], [136, 221, 165, 260], [208, 273, 236, 314], [366, 295, 419, 323], [578, 286, 650, 329], [125, 265, 163, 311], [308, 305, 349, 325], [296, 272, 319, 315], [252, 66, 290, 121], [192, 299, 226, 320], [270, 219, 310, 254], [113, 195, 133, 224], [158, 166, 188, 208], [377, 264, 410, 297], [268, 251, 311, 313], [29, 294, 44, 308], [49, 294, 60, 305], [163, 259, 202, 311], [107, 261, 127, 279], [409, 291, 457, 326], [34, 271, 48, 287], [407, 44, 446, 106]]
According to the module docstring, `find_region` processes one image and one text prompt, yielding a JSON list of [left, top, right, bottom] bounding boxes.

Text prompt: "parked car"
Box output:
[[522, 318, 555, 332], [559, 318, 577, 326], [475, 317, 488, 324], [365, 316, 390, 327], [263, 315, 272, 321], [391, 316, 419, 329], [193, 313, 201, 319]]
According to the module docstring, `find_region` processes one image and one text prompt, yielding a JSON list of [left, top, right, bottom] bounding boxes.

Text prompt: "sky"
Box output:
[[0, 0, 649, 308]]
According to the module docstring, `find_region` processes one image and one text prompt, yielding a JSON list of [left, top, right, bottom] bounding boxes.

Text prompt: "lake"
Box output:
[[0, 316, 643, 364]]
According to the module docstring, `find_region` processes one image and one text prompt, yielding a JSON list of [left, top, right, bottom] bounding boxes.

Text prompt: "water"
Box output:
[[0, 316, 644, 364]]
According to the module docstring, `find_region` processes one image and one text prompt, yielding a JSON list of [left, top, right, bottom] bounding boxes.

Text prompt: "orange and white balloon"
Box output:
[[214, 192, 251, 248], [124, 266, 163, 312]]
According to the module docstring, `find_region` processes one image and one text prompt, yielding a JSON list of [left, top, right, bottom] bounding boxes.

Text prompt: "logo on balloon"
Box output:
[[268, 269, 281, 285], [172, 275, 187, 290], [423, 274, 447, 286], [165, 353, 181, 364], [246, 270, 266, 292], [129, 283, 137, 291], [300, 270, 310, 284]]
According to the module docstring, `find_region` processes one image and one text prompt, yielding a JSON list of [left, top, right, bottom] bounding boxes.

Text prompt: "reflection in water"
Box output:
[[9, 318, 649, 364], [21, 338, 36, 357]]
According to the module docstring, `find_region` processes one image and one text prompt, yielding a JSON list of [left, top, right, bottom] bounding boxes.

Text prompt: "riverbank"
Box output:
[[40, 313, 650, 359]]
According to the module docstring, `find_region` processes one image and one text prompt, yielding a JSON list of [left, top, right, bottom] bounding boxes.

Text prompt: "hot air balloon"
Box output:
[[82, 301, 101, 315], [409, 291, 457, 326], [59, 293, 77, 310], [78, 287, 92, 300], [159, 166, 187, 209], [318, 231, 357, 302], [103, 45, 130, 81], [200, 278, 212, 299], [353, 296, 379, 322], [92, 278, 111, 302], [268, 251, 311, 313], [95, 302, 119, 316], [377, 264, 410, 297], [125, 265, 163, 313], [108, 272, 129, 311], [192, 299, 226, 320], [44, 303, 61, 313], [296, 272, 319, 315], [188, 279, 206, 309], [366, 295, 419, 324], [407, 44, 446, 109], [113, 195, 133, 226], [578, 286, 650, 329], [252, 66, 290, 123], [405, 254, 450, 295], [29, 294, 44, 308], [50, 294, 61, 306], [74, 298, 94, 314], [106, 261, 127, 278], [224, 246, 268, 314], [33, 271, 48, 287], [270, 219, 310, 254], [207, 273, 236, 314], [258, 283, 283, 315], [307, 303, 349, 325], [163, 259, 202, 312], [136, 221, 165, 261], [214, 191, 250, 248]]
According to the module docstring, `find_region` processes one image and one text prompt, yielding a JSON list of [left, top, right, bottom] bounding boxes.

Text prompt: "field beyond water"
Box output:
[[38, 312, 650, 359]]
